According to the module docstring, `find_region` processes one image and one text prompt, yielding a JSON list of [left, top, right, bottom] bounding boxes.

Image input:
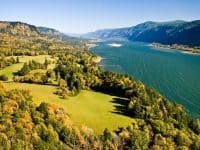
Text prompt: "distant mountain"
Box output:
[[83, 20, 200, 46], [82, 27, 130, 40], [37, 26, 86, 43], [37, 26, 64, 37], [65, 33, 81, 38]]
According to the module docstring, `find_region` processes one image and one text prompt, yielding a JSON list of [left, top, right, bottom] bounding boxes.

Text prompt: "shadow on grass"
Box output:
[[110, 97, 132, 118]]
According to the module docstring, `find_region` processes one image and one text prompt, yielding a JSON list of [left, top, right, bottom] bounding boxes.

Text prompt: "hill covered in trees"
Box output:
[[0, 76, 200, 149], [0, 21, 199, 149], [0, 21, 86, 57], [83, 20, 200, 46]]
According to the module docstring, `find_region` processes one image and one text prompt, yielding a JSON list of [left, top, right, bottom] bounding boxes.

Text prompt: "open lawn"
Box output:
[[6, 55, 52, 63], [2, 82, 134, 134], [0, 55, 53, 80]]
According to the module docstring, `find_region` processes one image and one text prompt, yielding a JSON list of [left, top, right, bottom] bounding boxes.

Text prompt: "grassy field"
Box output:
[[0, 55, 52, 80], [2, 82, 134, 134]]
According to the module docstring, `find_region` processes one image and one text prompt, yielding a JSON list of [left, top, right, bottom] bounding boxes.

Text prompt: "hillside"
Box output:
[[0, 21, 199, 149], [0, 21, 86, 57], [0, 21, 39, 36], [83, 20, 200, 46]]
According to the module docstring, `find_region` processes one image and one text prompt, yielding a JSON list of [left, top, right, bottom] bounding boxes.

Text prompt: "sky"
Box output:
[[0, 0, 200, 33]]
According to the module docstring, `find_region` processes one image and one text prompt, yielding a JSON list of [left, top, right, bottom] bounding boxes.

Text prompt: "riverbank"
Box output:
[[86, 43, 97, 50], [94, 56, 102, 63], [86, 43, 102, 63], [150, 43, 200, 55]]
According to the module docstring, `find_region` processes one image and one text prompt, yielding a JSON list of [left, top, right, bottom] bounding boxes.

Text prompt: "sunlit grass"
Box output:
[[2, 82, 134, 134], [0, 55, 53, 80]]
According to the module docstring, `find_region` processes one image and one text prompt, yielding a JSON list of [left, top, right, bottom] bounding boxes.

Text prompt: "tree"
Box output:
[[0, 75, 8, 81], [59, 79, 67, 91], [18, 62, 30, 76], [41, 75, 48, 84], [37, 102, 49, 116], [189, 119, 200, 134], [60, 127, 71, 144], [102, 128, 112, 142], [44, 57, 48, 69], [16, 56, 20, 63], [175, 131, 192, 147]]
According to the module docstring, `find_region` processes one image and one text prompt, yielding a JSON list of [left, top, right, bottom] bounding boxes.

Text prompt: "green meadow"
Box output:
[[2, 82, 134, 134], [0, 54, 134, 134], [0, 55, 52, 80]]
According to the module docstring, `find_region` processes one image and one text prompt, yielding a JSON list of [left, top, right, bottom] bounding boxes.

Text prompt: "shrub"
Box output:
[[0, 75, 8, 81]]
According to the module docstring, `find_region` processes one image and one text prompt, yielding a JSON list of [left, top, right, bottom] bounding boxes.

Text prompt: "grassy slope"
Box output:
[[2, 82, 134, 134], [0, 55, 51, 79]]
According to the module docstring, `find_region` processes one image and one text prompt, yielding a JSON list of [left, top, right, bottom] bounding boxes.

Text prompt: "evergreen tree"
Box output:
[[16, 56, 20, 63], [18, 63, 30, 76]]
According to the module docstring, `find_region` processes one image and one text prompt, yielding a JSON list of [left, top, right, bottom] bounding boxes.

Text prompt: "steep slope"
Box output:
[[37, 26, 62, 36], [37, 26, 87, 45], [128, 20, 200, 46], [83, 20, 200, 46], [0, 21, 39, 36], [0, 21, 84, 56]]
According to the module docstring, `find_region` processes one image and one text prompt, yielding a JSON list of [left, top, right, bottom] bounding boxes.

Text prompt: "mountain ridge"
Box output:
[[0, 21, 71, 39], [82, 20, 200, 46]]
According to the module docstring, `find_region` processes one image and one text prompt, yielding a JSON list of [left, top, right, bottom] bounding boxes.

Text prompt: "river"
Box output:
[[91, 41, 200, 116]]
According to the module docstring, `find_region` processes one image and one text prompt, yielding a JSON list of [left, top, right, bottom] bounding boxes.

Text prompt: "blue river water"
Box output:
[[91, 41, 200, 116]]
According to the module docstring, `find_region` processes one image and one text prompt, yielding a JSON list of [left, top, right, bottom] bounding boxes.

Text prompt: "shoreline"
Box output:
[[181, 51, 200, 55], [150, 43, 200, 55], [86, 43, 98, 50], [86, 43, 102, 63], [87, 42, 103, 63], [94, 56, 102, 63]]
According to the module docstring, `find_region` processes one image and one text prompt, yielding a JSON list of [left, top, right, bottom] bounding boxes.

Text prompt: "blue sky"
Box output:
[[0, 0, 199, 33]]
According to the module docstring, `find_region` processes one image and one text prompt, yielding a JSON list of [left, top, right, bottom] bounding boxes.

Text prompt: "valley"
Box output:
[[1, 0, 200, 149], [0, 20, 199, 149]]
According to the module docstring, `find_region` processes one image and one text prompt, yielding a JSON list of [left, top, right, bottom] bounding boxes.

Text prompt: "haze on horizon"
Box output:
[[0, 0, 199, 34]]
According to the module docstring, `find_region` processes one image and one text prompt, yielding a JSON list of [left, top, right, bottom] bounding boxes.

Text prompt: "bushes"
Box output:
[[14, 72, 48, 84], [0, 56, 19, 69], [0, 74, 8, 81], [0, 87, 82, 149], [18, 60, 46, 76]]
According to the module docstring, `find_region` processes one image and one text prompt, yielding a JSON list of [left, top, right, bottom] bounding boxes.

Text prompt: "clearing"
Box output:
[[2, 82, 134, 134], [0, 55, 54, 80]]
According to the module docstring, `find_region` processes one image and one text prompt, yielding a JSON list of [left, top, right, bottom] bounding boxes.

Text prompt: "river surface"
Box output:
[[91, 41, 200, 116]]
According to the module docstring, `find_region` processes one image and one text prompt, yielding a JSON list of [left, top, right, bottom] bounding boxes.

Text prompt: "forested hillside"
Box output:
[[0, 21, 199, 149], [0, 21, 86, 57]]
